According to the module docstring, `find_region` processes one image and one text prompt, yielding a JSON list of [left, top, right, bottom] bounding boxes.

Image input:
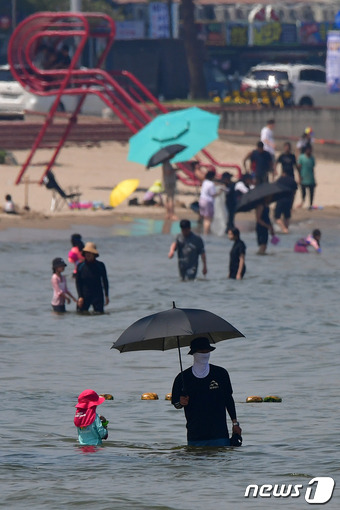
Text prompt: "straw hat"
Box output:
[[82, 242, 99, 257]]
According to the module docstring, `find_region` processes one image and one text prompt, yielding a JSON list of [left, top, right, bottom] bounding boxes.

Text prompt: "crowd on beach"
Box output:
[[158, 119, 320, 281]]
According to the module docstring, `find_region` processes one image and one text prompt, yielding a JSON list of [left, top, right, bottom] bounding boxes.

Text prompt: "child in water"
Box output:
[[51, 258, 77, 312], [294, 229, 321, 253], [68, 233, 84, 278], [74, 389, 109, 446]]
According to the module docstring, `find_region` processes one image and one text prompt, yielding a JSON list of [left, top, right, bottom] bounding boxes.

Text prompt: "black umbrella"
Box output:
[[146, 144, 187, 168], [235, 181, 293, 213], [111, 302, 244, 387]]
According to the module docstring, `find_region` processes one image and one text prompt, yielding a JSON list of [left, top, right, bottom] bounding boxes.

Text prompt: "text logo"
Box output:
[[244, 477, 335, 504], [305, 477, 335, 504]]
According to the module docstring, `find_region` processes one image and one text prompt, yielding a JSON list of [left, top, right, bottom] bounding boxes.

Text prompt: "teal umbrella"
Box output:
[[128, 107, 220, 166]]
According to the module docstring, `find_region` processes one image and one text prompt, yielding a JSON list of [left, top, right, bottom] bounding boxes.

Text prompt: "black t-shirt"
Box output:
[[171, 364, 236, 441], [251, 150, 272, 177], [229, 239, 246, 279], [277, 153, 297, 179], [176, 232, 205, 269]]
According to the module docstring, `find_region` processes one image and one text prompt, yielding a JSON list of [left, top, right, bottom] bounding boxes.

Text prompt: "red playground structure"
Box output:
[[8, 12, 241, 188]]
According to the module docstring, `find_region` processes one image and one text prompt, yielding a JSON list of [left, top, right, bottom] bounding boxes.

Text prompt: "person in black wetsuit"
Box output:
[[171, 337, 242, 447], [76, 242, 109, 313], [274, 171, 298, 234], [227, 227, 246, 279], [220, 171, 236, 231], [255, 197, 275, 255]]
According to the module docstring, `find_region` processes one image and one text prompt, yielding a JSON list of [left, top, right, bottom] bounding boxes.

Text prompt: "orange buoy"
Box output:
[[246, 396, 263, 403], [165, 393, 172, 400], [141, 392, 159, 400]]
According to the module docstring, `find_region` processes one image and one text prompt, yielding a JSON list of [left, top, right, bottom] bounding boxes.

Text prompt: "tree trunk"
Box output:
[[181, 0, 207, 99]]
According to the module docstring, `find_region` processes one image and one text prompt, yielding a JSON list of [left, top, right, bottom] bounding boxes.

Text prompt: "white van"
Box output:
[[241, 64, 340, 107]]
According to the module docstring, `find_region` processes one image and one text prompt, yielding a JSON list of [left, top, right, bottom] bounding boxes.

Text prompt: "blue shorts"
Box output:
[[188, 438, 230, 447]]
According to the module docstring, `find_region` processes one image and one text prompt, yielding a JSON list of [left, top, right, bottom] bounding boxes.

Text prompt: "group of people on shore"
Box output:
[[51, 233, 109, 314]]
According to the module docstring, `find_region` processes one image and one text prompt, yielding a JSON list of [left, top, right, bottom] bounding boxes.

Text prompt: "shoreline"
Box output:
[[1, 139, 339, 234], [1, 205, 339, 233]]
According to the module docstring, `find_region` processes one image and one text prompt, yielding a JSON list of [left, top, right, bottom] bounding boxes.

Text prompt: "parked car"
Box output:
[[0, 64, 107, 118], [241, 64, 340, 107], [0, 64, 27, 119]]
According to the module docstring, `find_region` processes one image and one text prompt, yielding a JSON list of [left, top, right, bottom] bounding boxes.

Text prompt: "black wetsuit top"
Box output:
[[229, 239, 246, 279], [76, 260, 109, 312], [171, 364, 236, 442]]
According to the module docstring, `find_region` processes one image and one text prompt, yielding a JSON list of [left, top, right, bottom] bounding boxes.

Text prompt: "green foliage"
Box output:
[[0, 150, 6, 164], [19, 1, 116, 16]]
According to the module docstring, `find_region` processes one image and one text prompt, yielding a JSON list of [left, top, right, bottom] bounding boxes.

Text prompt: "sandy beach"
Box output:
[[1, 137, 339, 232]]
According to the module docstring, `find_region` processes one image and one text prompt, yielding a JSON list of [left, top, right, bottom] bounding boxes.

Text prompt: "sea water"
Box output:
[[0, 217, 339, 509]]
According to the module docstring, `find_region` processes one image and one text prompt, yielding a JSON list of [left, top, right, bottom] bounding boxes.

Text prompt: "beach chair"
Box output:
[[43, 171, 81, 211]]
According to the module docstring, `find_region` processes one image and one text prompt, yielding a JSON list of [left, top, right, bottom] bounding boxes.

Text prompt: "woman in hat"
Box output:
[[68, 233, 84, 278], [76, 242, 109, 314], [51, 258, 77, 313], [74, 389, 109, 446]]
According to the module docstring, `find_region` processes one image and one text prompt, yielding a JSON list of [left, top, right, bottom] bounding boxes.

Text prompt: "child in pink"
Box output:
[[51, 257, 77, 312], [294, 229, 321, 253], [68, 233, 84, 278], [74, 389, 109, 446]]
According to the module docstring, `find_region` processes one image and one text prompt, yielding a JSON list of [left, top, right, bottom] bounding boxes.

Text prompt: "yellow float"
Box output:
[[99, 394, 114, 400], [246, 396, 263, 403], [164, 393, 172, 401], [263, 395, 282, 402], [141, 392, 159, 400]]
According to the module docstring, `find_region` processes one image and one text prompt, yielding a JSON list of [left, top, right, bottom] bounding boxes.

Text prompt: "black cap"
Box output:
[[188, 337, 216, 355], [52, 257, 67, 269]]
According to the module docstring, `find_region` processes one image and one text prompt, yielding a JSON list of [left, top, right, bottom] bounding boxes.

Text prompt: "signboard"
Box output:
[[299, 22, 334, 45], [252, 22, 282, 46], [227, 24, 248, 46], [326, 31, 340, 92], [204, 23, 226, 46], [115, 21, 145, 40], [149, 3, 170, 39]]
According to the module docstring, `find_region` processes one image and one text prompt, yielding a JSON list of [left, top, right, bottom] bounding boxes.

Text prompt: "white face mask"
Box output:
[[192, 352, 210, 378]]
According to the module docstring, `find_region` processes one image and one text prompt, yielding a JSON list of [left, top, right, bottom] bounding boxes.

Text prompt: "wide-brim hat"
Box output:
[[82, 242, 99, 257], [52, 257, 67, 269], [75, 389, 105, 409], [188, 336, 216, 355]]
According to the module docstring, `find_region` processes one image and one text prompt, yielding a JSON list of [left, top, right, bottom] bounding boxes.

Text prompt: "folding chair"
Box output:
[[43, 171, 81, 212]]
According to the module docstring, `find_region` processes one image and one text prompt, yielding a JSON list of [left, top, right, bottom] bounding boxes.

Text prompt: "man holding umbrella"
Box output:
[[171, 337, 242, 447]]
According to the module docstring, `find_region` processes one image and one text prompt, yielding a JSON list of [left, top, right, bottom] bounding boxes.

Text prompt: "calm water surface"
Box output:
[[0, 217, 339, 509]]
